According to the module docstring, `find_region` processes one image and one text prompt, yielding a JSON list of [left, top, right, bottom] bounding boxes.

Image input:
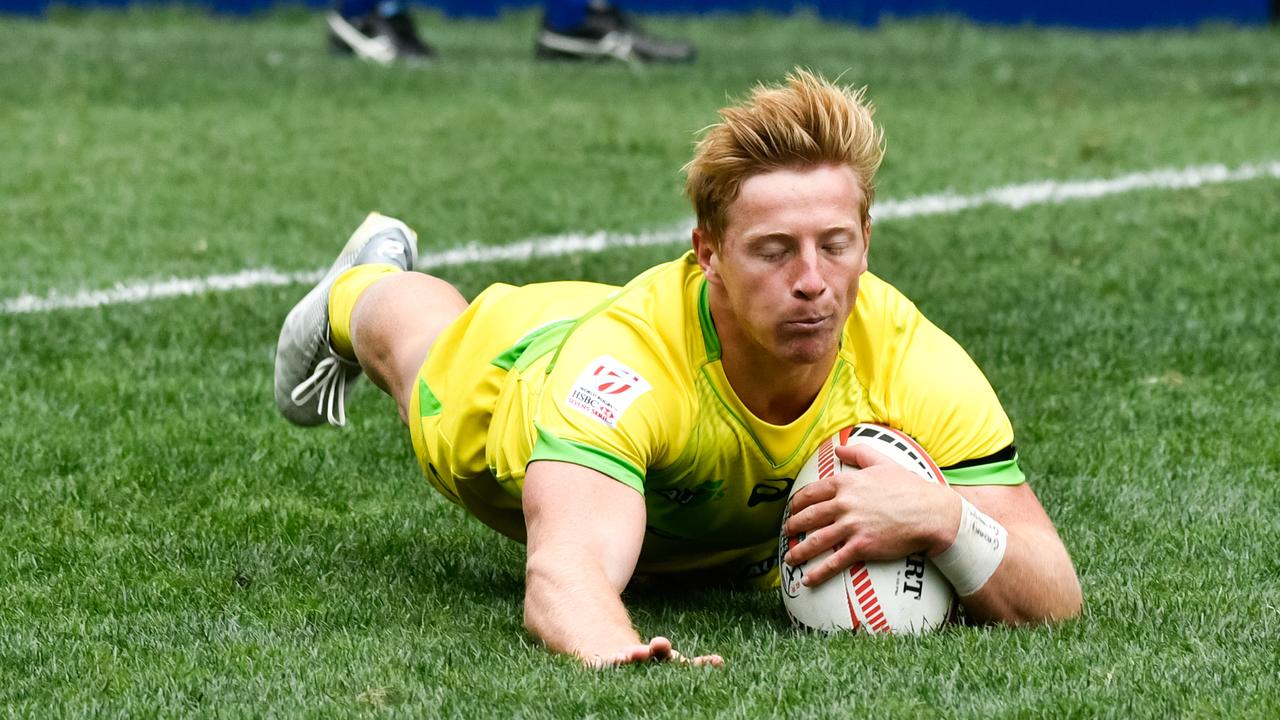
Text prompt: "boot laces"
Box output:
[[290, 348, 360, 427]]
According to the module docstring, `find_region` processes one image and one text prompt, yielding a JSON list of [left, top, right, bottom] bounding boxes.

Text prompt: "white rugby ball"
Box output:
[[779, 423, 957, 634]]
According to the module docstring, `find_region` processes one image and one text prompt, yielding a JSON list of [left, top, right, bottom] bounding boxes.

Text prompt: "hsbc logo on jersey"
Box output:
[[566, 355, 652, 429]]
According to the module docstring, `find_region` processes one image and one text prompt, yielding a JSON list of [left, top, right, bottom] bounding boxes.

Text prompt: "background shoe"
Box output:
[[326, 10, 435, 65], [535, 4, 696, 64], [274, 213, 418, 427]]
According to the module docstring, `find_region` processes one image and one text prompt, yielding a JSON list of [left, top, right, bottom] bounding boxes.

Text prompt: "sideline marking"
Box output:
[[4, 160, 1278, 316]]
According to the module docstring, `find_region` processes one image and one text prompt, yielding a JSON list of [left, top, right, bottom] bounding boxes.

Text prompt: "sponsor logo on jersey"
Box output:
[[654, 479, 725, 506], [566, 355, 652, 429], [747, 477, 795, 507]]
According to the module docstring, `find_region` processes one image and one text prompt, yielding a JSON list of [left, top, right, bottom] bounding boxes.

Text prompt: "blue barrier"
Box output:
[[3, 0, 1273, 28]]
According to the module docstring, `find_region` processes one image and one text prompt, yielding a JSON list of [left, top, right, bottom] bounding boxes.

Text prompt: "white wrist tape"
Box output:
[[934, 498, 1007, 597]]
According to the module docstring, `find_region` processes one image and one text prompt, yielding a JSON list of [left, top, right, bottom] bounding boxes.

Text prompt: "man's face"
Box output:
[[696, 164, 871, 368]]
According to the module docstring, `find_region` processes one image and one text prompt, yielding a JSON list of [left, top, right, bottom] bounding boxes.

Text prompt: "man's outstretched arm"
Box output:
[[522, 460, 724, 666], [783, 444, 1082, 625]]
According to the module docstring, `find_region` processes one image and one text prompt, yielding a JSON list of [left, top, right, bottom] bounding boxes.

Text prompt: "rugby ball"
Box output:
[[778, 423, 957, 634]]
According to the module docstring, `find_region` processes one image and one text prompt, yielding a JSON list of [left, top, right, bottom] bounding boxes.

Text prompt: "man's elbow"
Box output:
[[1011, 527, 1084, 625], [1046, 574, 1084, 623], [967, 559, 1083, 626], [1040, 544, 1085, 623], [1008, 574, 1084, 626]]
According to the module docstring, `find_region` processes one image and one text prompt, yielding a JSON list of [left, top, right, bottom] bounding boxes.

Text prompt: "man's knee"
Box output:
[[350, 272, 467, 406]]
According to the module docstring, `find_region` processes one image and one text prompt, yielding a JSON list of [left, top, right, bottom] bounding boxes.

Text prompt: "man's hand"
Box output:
[[522, 461, 726, 667], [782, 443, 960, 587], [585, 636, 724, 669], [782, 441, 1082, 624]]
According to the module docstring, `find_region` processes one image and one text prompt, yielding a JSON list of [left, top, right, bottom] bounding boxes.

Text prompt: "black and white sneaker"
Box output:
[[327, 10, 435, 65], [535, 3, 696, 64]]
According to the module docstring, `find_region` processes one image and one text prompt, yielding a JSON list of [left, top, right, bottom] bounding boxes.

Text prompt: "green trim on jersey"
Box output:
[[942, 455, 1025, 486], [697, 280, 721, 361], [491, 318, 577, 373], [698, 359, 846, 470], [418, 378, 442, 418], [529, 424, 646, 494]]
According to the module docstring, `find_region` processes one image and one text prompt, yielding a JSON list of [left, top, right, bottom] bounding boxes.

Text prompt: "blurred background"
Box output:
[[3, 0, 1279, 715], [4, 0, 1278, 27]]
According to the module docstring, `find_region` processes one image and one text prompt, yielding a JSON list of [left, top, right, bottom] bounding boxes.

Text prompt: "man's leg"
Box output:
[[275, 212, 461, 428], [343, 272, 467, 423]]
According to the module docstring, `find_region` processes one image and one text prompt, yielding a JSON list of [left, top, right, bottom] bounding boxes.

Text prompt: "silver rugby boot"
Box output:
[[274, 212, 418, 427]]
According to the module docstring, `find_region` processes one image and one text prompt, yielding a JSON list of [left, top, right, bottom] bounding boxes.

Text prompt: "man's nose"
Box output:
[[792, 246, 826, 300]]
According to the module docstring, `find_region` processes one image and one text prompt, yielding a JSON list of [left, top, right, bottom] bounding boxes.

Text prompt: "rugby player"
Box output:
[[274, 70, 1082, 667]]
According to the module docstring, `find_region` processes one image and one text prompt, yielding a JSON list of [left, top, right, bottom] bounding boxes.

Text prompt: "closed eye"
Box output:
[[754, 241, 789, 261]]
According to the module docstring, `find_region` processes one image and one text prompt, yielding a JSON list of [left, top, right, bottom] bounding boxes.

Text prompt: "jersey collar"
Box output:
[[697, 278, 722, 363]]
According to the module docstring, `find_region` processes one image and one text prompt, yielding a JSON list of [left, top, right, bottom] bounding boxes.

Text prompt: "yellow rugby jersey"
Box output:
[[409, 251, 1022, 576]]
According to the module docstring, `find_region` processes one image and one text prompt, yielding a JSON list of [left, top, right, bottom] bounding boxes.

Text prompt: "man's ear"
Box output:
[[860, 217, 872, 271], [692, 227, 721, 285]]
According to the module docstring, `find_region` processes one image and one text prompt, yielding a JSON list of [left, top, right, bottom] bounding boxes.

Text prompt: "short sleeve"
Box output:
[[529, 331, 685, 494], [855, 276, 1024, 486]]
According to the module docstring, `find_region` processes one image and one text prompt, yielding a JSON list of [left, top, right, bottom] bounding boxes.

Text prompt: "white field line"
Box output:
[[4, 159, 1278, 316]]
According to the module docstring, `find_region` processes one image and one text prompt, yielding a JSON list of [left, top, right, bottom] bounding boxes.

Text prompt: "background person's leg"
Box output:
[[327, 0, 434, 64], [536, 0, 696, 63]]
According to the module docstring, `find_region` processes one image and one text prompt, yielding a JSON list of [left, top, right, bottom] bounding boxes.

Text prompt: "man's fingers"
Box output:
[[647, 636, 674, 661], [690, 654, 725, 667], [783, 525, 839, 566], [783, 504, 816, 537], [585, 639, 724, 669], [836, 442, 893, 470], [655, 641, 724, 668], [586, 644, 651, 668], [785, 479, 837, 515], [801, 541, 860, 587]]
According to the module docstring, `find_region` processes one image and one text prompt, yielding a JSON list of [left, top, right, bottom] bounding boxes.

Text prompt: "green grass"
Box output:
[[3, 8, 1280, 717]]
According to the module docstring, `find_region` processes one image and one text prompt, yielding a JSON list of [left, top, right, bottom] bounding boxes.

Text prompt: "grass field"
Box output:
[[3, 7, 1280, 717]]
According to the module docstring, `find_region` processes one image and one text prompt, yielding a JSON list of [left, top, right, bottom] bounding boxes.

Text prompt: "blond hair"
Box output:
[[683, 69, 885, 246]]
